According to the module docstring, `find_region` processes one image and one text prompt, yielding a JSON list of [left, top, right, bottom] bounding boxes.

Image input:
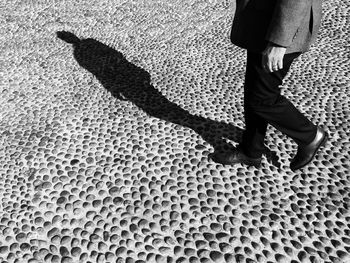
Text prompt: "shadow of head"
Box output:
[[56, 31, 150, 100]]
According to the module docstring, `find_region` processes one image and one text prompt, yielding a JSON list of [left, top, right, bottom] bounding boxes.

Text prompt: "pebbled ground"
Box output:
[[0, 0, 350, 262]]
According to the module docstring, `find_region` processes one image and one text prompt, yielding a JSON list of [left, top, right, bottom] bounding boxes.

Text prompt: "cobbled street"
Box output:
[[0, 0, 350, 262]]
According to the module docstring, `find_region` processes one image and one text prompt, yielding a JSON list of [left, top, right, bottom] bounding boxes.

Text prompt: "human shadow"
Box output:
[[56, 31, 280, 167]]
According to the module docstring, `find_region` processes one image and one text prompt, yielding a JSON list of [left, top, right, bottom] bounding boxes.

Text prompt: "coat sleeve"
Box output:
[[265, 0, 310, 47]]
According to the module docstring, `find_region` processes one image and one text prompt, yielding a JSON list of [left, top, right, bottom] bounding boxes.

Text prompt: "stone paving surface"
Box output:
[[1, 0, 350, 262]]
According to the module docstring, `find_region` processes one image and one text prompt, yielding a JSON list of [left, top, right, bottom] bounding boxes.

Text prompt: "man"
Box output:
[[212, 0, 327, 171]]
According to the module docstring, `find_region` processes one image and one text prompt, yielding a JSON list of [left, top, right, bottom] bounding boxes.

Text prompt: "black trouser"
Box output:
[[240, 51, 317, 158]]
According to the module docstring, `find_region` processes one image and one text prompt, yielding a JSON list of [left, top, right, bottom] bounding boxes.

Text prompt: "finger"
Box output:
[[268, 58, 274, 73], [273, 62, 279, 72], [277, 57, 283, 70], [272, 58, 280, 72]]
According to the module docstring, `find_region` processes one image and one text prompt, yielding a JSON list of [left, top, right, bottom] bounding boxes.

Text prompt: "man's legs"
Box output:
[[240, 51, 317, 158]]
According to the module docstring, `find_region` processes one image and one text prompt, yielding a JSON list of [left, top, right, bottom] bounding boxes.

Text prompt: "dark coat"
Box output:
[[230, 0, 322, 54]]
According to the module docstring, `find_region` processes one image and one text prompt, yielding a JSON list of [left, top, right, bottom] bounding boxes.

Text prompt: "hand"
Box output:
[[262, 43, 287, 73]]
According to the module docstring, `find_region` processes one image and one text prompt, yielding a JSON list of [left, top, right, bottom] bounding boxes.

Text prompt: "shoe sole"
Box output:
[[291, 131, 328, 172], [209, 153, 262, 168], [241, 159, 262, 168]]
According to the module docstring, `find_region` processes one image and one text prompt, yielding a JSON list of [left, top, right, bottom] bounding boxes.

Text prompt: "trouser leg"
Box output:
[[240, 51, 317, 158], [241, 97, 268, 158]]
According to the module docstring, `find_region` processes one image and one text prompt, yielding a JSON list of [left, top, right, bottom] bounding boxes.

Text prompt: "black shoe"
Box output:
[[209, 147, 262, 167], [290, 126, 328, 171]]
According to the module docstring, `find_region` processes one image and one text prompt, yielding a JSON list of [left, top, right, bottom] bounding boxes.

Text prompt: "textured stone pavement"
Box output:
[[1, 0, 350, 262]]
